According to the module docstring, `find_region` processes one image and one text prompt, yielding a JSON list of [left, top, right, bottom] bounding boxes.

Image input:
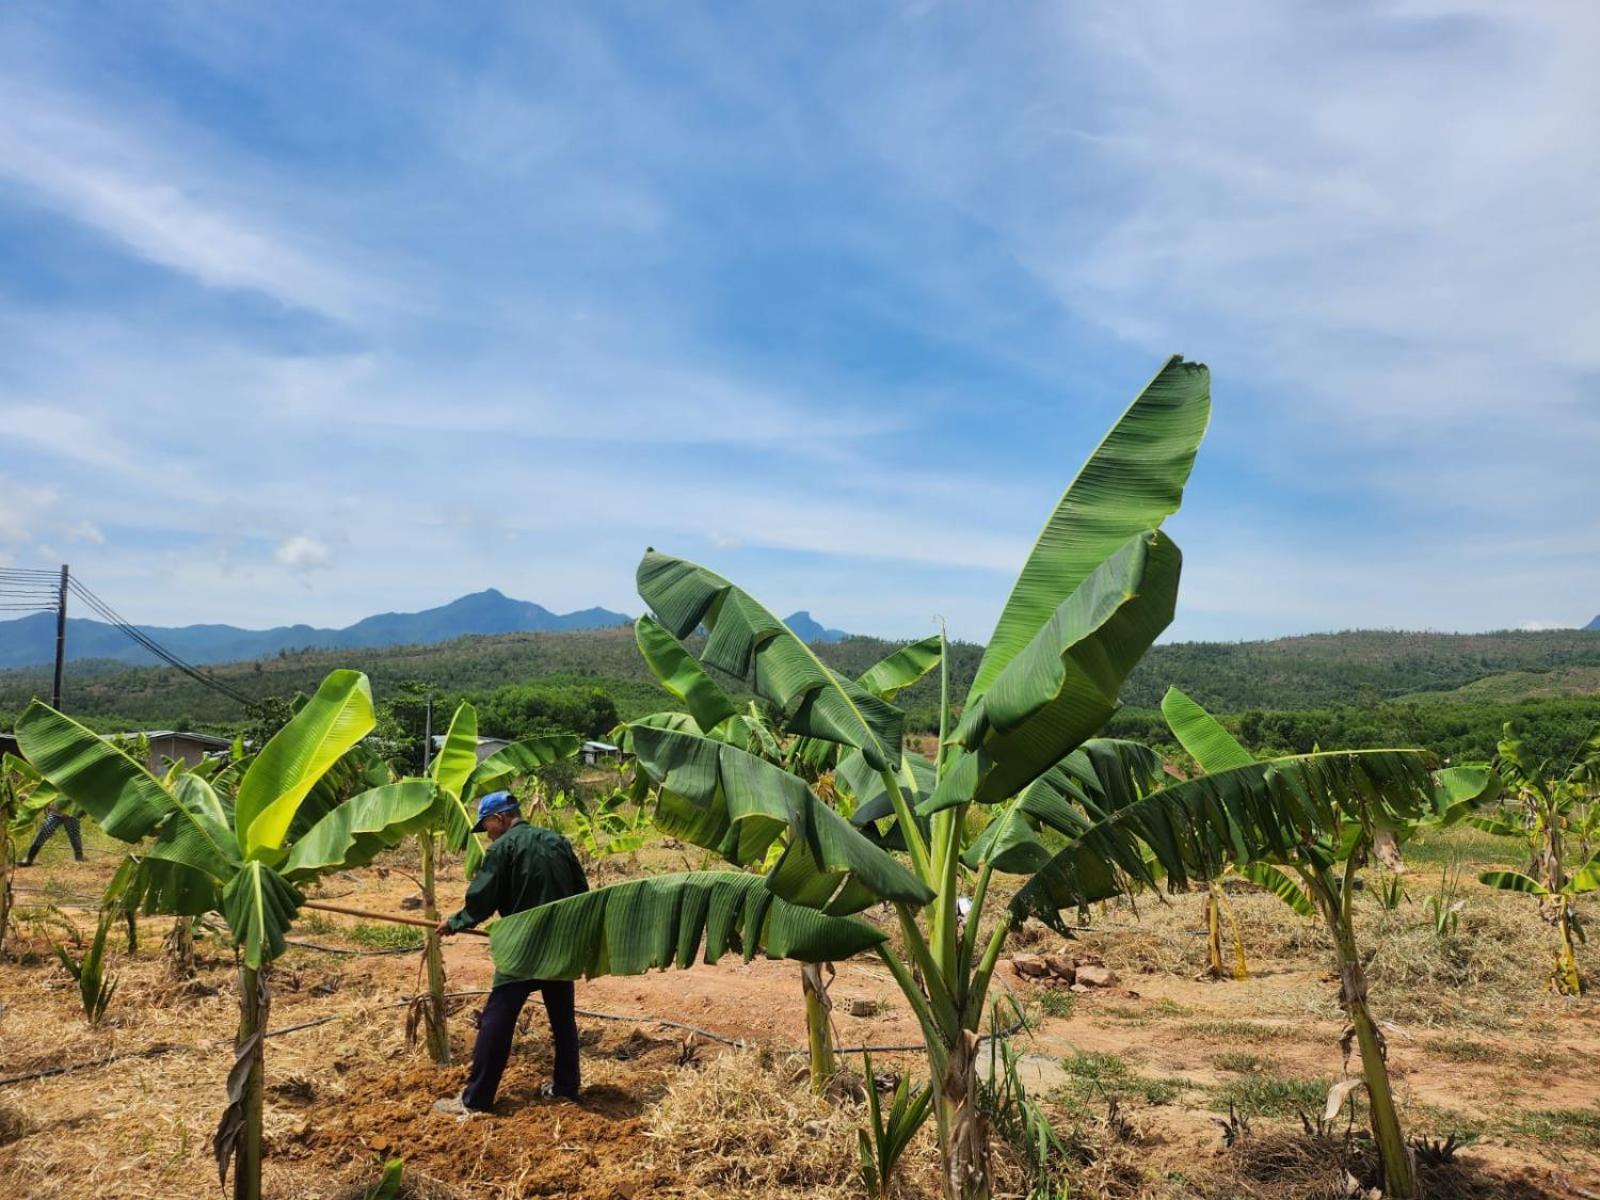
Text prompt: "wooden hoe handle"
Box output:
[[300, 898, 490, 937]]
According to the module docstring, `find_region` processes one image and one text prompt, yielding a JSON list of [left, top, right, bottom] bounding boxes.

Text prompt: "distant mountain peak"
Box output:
[[0, 591, 632, 670], [784, 610, 849, 644], [1587, 613, 1600, 632]]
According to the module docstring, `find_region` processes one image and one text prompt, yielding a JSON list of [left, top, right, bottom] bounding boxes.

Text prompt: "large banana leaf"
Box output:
[[281, 781, 436, 881], [924, 531, 1181, 811], [630, 724, 933, 912], [118, 852, 221, 918], [1477, 870, 1548, 896], [637, 552, 903, 770], [236, 670, 375, 858], [469, 733, 582, 797], [1010, 749, 1436, 932], [431, 703, 486, 869], [489, 870, 887, 982], [1431, 765, 1500, 824], [222, 860, 304, 969], [963, 739, 1165, 873], [857, 635, 943, 701], [635, 614, 738, 732], [430, 703, 480, 804], [838, 750, 937, 826], [1568, 851, 1600, 895], [1240, 861, 1316, 917], [791, 636, 944, 776], [832, 749, 936, 855], [142, 775, 240, 881], [968, 356, 1210, 706], [1162, 686, 1254, 771], [15, 703, 172, 842]]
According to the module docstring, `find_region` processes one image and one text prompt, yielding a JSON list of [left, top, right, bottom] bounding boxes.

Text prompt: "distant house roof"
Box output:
[[583, 740, 620, 754], [137, 730, 234, 748], [430, 734, 512, 763], [430, 735, 512, 749]]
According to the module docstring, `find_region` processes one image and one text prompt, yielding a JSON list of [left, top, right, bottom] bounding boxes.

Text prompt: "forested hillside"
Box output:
[[5, 625, 1598, 764]]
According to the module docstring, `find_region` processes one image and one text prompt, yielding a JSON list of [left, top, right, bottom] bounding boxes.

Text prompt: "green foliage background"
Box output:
[[3, 624, 1598, 764]]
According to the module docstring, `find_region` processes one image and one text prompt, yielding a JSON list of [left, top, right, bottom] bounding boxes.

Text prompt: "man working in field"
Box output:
[[432, 790, 588, 1115]]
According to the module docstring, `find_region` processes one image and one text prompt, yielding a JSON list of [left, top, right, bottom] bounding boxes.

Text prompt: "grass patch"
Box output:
[[1210, 1051, 1275, 1074], [347, 923, 424, 950], [1402, 826, 1528, 869], [1099, 1003, 1153, 1025], [1211, 1071, 1331, 1119], [1411, 1102, 1489, 1144], [1036, 989, 1077, 1019], [1053, 1050, 1184, 1108], [1505, 1107, 1600, 1148], [1424, 1035, 1504, 1064], [1178, 1019, 1297, 1042], [297, 912, 339, 937]]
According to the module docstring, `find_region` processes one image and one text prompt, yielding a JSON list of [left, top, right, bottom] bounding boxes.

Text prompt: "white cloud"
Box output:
[[274, 535, 332, 574], [0, 476, 59, 543], [0, 80, 371, 318], [65, 520, 105, 545]]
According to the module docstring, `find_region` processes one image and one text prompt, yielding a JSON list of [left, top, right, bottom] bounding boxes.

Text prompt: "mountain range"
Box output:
[[0, 589, 854, 670]]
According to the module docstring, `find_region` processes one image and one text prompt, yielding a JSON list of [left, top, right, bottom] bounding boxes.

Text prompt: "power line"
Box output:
[[0, 572, 61, 616], [64, 577, 260, 710]]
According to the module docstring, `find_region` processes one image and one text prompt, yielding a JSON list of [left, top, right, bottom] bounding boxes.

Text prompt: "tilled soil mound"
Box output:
[[308, 1039, 680, 1199]]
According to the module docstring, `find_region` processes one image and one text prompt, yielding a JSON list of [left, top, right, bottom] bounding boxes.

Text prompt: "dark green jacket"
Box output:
[[445, 821, 589, 949]]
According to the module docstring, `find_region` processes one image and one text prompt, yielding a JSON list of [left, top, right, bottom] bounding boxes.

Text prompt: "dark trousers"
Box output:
[[26, 810, 84, 863], [462, 978, 578, 1110]]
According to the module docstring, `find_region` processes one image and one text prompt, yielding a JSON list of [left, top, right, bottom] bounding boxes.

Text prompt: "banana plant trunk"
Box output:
[[167, 916, 196, 980], [1315, 870, 1417, 1199], [234, 965, 267, 1200], [937, 1030, 990, 1200], [1204, 882, 1248, 980], [420, 833, 451, 1064], [1205, 886, 1226, 978], [1542, 818, 1583, 995], [1556, 898, 1582, 995], [0, 809, 12, 958], [800, 961, 835, 1091]]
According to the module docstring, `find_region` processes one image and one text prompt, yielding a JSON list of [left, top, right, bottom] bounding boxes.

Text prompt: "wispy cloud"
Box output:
[[0, 3, 1595, 640], [0, 79, 371, 318]]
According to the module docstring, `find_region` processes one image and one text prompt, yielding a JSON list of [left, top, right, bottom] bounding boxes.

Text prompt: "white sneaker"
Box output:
[[431, 1095, 482, 1119]]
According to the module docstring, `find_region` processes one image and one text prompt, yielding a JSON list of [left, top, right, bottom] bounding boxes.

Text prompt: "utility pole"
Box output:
[[420, 691, 433, 775], [51, 563, 68, 710]]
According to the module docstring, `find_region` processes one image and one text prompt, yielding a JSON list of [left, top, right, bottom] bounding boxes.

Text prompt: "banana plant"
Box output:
[[53, 905, 119, 1023], [1475, 721, 1600, 994], [416, 701, 580, 1064], [1, 753, 61, 956], [15, 670, 436, 1200], [630, 611, 943, 1090], [1159, 686, 1497, 1200], [483, 356, 1223, 1199], [859, 1051, 934, 1200]]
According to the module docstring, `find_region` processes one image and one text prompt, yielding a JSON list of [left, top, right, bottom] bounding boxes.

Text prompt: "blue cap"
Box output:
[[471, 790, 519, 832]]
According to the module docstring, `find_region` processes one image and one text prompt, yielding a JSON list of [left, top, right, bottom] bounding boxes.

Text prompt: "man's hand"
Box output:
[[435, 918, 454, 937]]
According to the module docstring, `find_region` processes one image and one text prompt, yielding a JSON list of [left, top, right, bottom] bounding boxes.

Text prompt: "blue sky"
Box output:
[[2, 2, 1597, 642]]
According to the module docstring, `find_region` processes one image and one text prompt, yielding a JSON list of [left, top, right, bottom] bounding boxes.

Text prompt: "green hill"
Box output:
[[1123, 628, 1600, 711], [5, 625, 1599, 764]]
